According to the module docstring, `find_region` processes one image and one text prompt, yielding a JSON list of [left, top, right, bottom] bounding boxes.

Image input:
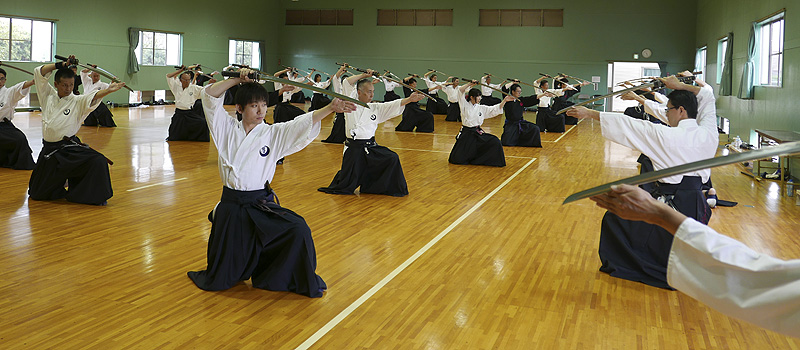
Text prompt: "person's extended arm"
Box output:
[[91, 82, 126, 105], [590, 184, 686, 233], [400, 92, 425, 106]]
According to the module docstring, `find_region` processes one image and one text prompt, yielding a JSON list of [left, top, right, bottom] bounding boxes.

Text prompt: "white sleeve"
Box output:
[[33, 66, 56, 103], [653, 92, 668, 104], [320, 80, 331, 89], [166, 75, 181, 95], [643, 99, 668, 124], [201, 86, 236, 144], [668, 218, 800, 338], [695, 87, 717, 133], [9, 82, 31, 104], [374, 99, 405, 124], [342, 78, 357, 98], [483, 102, 504, 119], [80, 71, 91, 88], [600, 112, 669, 155], [270, 112, 321, 158], [74, 91, 102, 123]]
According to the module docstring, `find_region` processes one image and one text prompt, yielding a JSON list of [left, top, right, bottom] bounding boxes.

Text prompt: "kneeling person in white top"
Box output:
[[80, 66, 115, 127], [318, 72, 424, 197], [449, 83, 514, 167], [166, 66, 209, 141], [187, 69, 355, 297], [29, 56, 126, 205], [0, 68, 36, 170]]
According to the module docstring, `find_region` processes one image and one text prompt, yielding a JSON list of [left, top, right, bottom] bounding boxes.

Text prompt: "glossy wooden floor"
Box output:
[[1, 102, 799, 349]]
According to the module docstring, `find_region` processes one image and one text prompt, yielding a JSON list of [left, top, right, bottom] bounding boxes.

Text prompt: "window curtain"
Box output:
[[127, 27, 140, 75], [738, 22, 757, 99], [720, 32, 734, 96], [657, 61, 668, 76]]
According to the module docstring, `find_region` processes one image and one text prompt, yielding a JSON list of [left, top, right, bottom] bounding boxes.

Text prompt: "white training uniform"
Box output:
[[332, 75, 345, 95], [80, 71, 109, 95], [441, 85, 460, 103], [201, 87, 321, 190], [344, 99, 404, 141], [479, 77, 501, 97], [599, 86, 717, 184], [534, 85, 566, 108], [382, 78, 399, 93], [313, 79, 331, 90], [668, 218, 800, 338], [423, 78, 442, 90], [457, 90, 504, 128], [341, 77, 358, 99], [0, 82, 31, 122], [34, 66, 101, 142], [167, 75, 202, 110]]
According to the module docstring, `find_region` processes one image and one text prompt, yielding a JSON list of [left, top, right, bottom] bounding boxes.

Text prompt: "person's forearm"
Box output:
[[166, 68, 185, 79], [346, 73, 369, 86], [39, 63, 58, 76], [650, 205, 687, 235], [92, 89, 114, 104], [23, 79, 35, 89], [311, 104, 335, 124], [206, 78, 241, 98]]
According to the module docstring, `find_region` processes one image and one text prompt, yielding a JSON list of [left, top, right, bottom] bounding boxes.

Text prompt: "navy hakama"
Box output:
[[449, 126, 506, 167], [273, 102, 306, 124], [480, 95, 501, 106], [598, 176, 711, 289], [395, 87, 434, 132], [308, 92, 331, 112], [188, 186, 327, 297], [82, 102, 116, 127], [383, 90, 401, 102], [289, 91, 305, 104], [425, 92, 448, 114], [321, 113, 346, 144], [535, 107, 565, 133], [501, 95, 541, 147], [167, 103, 210, 142], [28, 136, 112, 205], [445, 101, 461, 122], [318, 138, 408, 197], [0, 119, 35, 170]]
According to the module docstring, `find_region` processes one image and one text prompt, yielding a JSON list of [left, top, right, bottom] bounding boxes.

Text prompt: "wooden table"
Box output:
[[754, 129, 800, 195]]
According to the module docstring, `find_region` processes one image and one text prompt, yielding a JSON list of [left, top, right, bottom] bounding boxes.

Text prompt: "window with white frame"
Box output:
[[228, 39, 261, 69], [716, 37, 727, 84], [758, 12, 784, 86], [0, 16, 54, 62], [694, 46, 707, 82], [135, 30, 182, 66]]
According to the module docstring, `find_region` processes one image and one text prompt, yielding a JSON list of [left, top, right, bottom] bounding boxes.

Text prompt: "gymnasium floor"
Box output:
[[1, 102, 798, 349]]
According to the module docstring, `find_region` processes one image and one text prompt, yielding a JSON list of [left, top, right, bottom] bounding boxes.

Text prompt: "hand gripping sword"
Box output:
[[222, 68, 368, 108], [55, 55, 134, 92]]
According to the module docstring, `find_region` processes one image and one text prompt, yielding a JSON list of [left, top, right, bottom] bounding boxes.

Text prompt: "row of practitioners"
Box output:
[[4, 62, 799, 339]]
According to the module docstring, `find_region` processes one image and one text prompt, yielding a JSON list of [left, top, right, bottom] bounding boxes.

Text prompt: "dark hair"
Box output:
[[234, 82, 270, 107], [509, 83, 521, 93], [356, 78, 373, 91], [0, 68, 6, 77], [54, 68, 76, 84], [278, 72, 288, 79], [467, 88, 481, 101], [554, 78, 568, 89], [430, 74, 437, 80], [180, 71, 194, 80], [666, 90, 698, 119], [314, 74, 321, 82], [405, 77, 417, 85]]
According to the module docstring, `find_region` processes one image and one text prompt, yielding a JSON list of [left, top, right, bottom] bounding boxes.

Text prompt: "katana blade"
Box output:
[[563, 141, 800, 204], [558, 72, 591, 84], [227, 68, 367, 108], [55, 55, 134, 92], [555, 83, 652, 115], [0, 61, 34, 75], [461, 77, 517, 101], [507, 78, 538, 89], [338, 63, 439, 102]]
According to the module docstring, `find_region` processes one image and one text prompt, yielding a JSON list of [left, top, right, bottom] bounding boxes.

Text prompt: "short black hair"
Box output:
[[234, 82, 270, 107], [356, 78, 373, 91], [554, 78, 569, 89], [180, 71, 193, 80], [509, 83, 521, 93], [467, 88, 481, 101], [0, 68, 6, 77], [666, 89, 698, 119], [278, 72, 288, 79], [314, 74, 321, 81], [54, 68, 76, 84], [430, 74, 437, 80], [405, 77, 417, 85]]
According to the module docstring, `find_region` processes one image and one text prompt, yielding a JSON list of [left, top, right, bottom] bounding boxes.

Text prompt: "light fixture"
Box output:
[[633, 53, 639, 60]]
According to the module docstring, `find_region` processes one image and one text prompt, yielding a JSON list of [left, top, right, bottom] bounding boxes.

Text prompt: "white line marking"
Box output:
[[552, 119, 583, 143], [389, 147, 535, 159], [295, 157, 537, 350], [126, 178, 188, 192]]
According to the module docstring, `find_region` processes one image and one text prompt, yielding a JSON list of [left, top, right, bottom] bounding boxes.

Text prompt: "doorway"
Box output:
[[607, 62, 661, 112]]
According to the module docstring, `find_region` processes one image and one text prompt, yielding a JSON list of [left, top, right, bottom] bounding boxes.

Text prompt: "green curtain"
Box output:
[[127, 27, 140, 75], [720, 32, 733, 96], [738, 22, 757, 99]]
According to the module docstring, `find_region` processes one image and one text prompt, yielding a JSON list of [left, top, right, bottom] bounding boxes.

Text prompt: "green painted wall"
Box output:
[[696, 0, 799, 140], [695, 0, 799, 176], [3, 0, 280, 103], [276, 0, 697, 98]]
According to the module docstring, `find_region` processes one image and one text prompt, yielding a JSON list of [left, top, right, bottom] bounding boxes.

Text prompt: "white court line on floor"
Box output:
[[551, 119, 584, 143], [295, 157, 537, 350], [126, 178, 188, 192], [389, 147, 535, 159]]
